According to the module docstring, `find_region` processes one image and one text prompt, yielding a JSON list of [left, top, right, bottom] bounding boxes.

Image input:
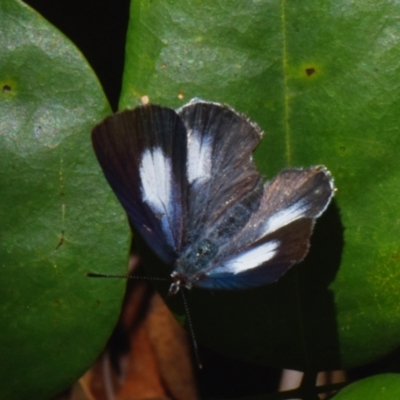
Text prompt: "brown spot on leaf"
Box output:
[[305, 68, 316, 76], [2, 85, 11, 93]]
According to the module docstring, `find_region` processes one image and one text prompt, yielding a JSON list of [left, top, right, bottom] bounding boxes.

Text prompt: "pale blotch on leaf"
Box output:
[[141, 95, 150, 105]]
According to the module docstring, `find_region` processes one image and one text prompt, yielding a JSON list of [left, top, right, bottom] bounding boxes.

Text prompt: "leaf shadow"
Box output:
[[140, 199, 345, 373]]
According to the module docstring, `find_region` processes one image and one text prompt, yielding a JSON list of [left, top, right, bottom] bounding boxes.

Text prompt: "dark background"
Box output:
[[25, 0, 130, 111]]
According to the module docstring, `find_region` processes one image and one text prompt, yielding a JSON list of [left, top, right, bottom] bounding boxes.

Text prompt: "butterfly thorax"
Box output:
[[169, 238, 218, 295]]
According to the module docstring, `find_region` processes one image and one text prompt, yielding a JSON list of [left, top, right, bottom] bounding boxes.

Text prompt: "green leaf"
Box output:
[[0, 1, 129, 398], [120, 0, 400, 370], [333, 374, 400, 399]]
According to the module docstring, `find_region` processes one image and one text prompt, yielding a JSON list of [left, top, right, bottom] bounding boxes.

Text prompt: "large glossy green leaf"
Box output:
[[0, 1, 129, 399], [333, 374, 400, 399], [119, 0, 400, 370]]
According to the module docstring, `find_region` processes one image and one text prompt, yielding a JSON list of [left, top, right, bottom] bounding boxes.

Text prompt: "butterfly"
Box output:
[[92, 99, 334, 296]]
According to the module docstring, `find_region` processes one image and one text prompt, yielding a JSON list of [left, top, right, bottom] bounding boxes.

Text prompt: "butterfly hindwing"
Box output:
[[197, 219, 314, 289], [196, 167, 334, 289], [92, 105, 188, 264]]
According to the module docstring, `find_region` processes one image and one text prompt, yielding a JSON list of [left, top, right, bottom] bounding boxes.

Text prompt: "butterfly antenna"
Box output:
[[180, 289, 202, 369], [87, 272, 170, 282]]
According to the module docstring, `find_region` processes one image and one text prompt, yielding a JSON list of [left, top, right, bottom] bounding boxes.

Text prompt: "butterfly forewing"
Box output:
[[92, 105, 188, 264]]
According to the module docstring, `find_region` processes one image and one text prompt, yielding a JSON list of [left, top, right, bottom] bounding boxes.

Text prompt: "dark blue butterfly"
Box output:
[[92, 99, 334, 295]]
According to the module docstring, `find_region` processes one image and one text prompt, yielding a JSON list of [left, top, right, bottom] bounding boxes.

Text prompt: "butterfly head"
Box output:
[[168, 271, 192, 296], [168, 239, 219, 295]]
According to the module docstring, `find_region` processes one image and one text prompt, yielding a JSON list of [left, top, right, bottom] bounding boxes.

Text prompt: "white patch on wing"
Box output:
[[187, 129, 212, 184], [140, 147, 172, 213], [210, 240, 280, 275], [262, 201, 308, 236], [140, 147, 174, 245]]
